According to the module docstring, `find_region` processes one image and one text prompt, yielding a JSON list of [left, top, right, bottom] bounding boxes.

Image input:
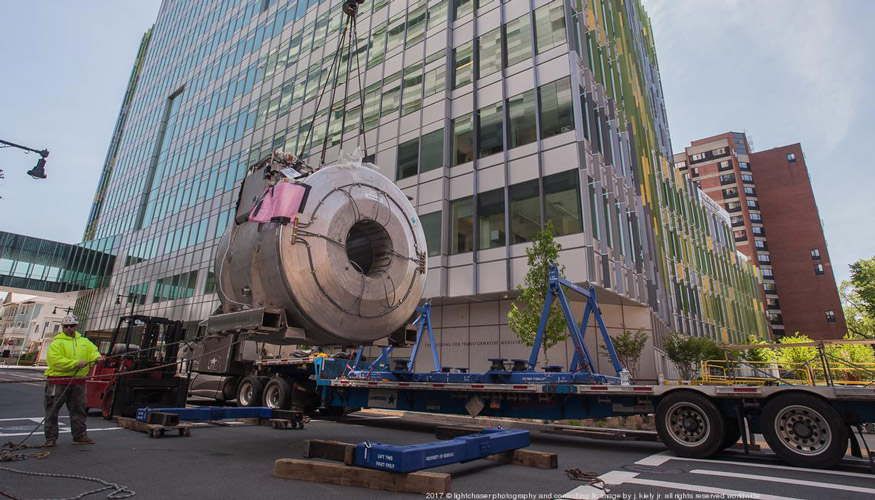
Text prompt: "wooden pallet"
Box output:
[[274, 459, 451, 494], [117, 416, 193, 438]]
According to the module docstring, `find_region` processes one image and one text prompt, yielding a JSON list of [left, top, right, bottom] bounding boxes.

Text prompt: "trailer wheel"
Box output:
[[263, 377, 292, 410], [656, 391, 725, 458], [236, 376, 264, 407], [761, 393, 848, 468]]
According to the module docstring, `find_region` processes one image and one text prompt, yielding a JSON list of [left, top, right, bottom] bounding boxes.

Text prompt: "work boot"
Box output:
[[43, 439, 56, 448], [72, 435, 95, 445]]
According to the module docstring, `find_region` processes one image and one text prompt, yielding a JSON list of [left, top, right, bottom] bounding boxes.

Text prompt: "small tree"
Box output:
[[663, 332, 722, 380], [741, 335, 777, 363], [507, 221, 567, 365], [601, 329, 648, 381]]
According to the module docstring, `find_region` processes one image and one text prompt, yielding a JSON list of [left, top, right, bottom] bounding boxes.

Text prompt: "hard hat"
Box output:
[[61, 314, 79, 326]]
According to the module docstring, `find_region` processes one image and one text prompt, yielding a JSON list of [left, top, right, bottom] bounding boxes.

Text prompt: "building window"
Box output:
[[452, 113, 474, 166], [691, 167, 699, 178], [755, 240, 767, 250], [506, 90, 536, 148], [450, 197, 474, 254], [453, 41, 474, 89], [396, 138, 419, 180], [504, 14, 532, 67], [767, 298, 781, 310], [423, 56, 446, 98], [478, 28, 502, 78], [204, 271, 216, 295], [534, 1, 566, 54], [757, 254, 771, 264], [741, 174, 754, 183], [814, 264, 824, 275], [401, 63, 423, 115], [538, 77, 574, 138], [825, 310, 836, 323], [478, 188, 506, 250], [723, 188, 738, 198], [420, 212, 442, 257], [787, 153, 797, 163], [720, 174, 735, 185], [690, 152, 706, 162], [453, 0, 474, 20], [725, 201, 741, 213], [730, 215, 744, 227], [762, 268, 774, 279], [810, 248, 821, 260], [509, 179, 540, 244], [712, 147, 727, 156], [544, 170, 582, 236], [477, 102, 504, 158], [734, 230, 747, 242], [406, 2, 427, 46], [381, 72, 401, 114], [717, 160, 732, 171], [744, 186, 756, 196], [739, 162, 751, 171], [764, 283, 777, 294], [602, 188, 613, 247], [752, 226, 765, 236], [588, 178, 600, 240], [750, 213, 762, 222], [420, 129, 444, 173]]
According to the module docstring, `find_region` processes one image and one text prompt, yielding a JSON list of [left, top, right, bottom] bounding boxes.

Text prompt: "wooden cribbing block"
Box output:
[[485, 449, 558, 469], [302, 439, 355, 463], [274, 459, 451, 494], [434, 424, 483, 440]]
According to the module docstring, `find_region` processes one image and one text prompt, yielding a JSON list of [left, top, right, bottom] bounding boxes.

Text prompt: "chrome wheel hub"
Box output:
[[667, 402, 710, 446], [775, 405, 830, 456]]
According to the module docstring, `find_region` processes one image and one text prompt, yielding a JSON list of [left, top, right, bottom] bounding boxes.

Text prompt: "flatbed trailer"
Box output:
[[198, 263, 875, 470]]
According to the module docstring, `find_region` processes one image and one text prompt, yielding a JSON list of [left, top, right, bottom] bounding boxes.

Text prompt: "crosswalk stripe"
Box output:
[[620, 475, 799, 500], [690, 469, 875, 495], [638, 451, 874, 479]]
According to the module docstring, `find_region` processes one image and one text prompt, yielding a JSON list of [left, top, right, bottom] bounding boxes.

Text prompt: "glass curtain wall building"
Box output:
[[80, 0, 768, 376]]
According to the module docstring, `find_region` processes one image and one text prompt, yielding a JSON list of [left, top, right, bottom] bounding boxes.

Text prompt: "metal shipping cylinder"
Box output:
[[215, 162, 427, 345]]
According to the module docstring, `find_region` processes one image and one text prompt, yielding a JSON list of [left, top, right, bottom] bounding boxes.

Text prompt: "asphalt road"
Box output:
[[2, 368, 874, 500]]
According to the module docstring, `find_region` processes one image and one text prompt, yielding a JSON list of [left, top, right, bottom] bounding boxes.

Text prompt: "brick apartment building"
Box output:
[[674, 132, 845, 339]]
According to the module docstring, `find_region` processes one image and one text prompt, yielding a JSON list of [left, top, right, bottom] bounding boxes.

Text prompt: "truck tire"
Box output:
[[656, 391, 725, 458], [761, 393, 848, 468], [263, 377, 292, 410], [236, 376, 264, 407]]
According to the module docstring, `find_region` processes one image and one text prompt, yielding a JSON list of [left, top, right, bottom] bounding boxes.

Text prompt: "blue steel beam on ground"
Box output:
[[354, 428, 530, 473]]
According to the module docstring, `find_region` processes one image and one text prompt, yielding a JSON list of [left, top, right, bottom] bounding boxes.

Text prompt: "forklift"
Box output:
[[86, 315, 189, 419]]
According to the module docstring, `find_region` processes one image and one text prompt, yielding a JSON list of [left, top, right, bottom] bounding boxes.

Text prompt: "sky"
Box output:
[[641, 0, 875, 284], [1, 1, 872, 286]]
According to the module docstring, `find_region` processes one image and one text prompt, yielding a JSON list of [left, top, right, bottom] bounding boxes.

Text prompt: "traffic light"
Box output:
[[27, 157, 47, 179]]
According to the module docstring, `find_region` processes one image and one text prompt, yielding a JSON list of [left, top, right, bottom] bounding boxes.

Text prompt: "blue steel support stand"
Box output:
[[361, 299, 440, 374], [527, 262, 626, 379], [407, 300, 441, 372]]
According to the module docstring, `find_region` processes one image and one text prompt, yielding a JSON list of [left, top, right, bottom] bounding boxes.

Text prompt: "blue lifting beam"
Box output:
[[527, 261, 627, 381], [353, 428, 530, 472]]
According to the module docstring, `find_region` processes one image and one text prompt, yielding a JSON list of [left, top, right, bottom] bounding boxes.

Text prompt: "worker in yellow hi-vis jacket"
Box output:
[[43, 314, 102, 447]]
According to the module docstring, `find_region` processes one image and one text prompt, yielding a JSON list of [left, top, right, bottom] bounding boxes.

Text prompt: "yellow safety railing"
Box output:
[[699, 359, 875, 387]]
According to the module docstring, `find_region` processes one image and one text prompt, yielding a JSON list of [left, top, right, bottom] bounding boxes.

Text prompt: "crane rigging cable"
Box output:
[[298, 0, 369, 167]]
